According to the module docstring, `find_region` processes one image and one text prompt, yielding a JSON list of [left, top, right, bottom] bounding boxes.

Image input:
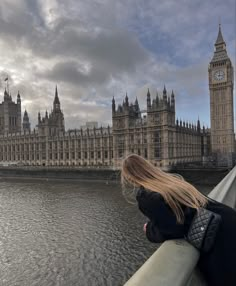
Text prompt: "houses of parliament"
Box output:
[[0, 25, 234, 168]]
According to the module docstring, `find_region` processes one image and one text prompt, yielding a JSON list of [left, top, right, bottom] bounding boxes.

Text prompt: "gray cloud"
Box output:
[[0, 0, 234, 130], [40, 60, 110, 87]]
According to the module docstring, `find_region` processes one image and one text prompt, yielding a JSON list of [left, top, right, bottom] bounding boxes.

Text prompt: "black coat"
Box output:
[[136, 187, 236, 286]]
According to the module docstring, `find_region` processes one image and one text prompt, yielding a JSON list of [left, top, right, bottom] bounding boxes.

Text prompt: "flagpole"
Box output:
[[7, 77, 9, 94], [4, 75, 9, 94]]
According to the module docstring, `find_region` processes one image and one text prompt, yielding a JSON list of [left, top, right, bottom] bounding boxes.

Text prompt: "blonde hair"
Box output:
[[121, 154, 208, 223]]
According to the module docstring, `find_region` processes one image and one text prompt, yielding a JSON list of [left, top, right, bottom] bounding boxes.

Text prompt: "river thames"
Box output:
[[0, 179, 212, 286]]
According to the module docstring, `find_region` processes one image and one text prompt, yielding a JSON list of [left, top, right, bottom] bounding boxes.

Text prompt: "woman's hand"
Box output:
[[143, 223, 147, 233]]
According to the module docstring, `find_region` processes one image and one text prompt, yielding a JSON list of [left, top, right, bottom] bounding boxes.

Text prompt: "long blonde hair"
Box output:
[[121, 154, 208, 223]]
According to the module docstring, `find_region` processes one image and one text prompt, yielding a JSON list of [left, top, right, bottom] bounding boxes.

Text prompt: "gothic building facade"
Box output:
[[0, 86, 209, 168], [112, 88, 210, 168], [0, 87, 113, 167], [0, 25, 233, 168]]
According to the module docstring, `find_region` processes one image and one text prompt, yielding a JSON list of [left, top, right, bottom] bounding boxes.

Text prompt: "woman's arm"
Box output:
[[145, 220, 166, 243], [137, 188, 187, 242]]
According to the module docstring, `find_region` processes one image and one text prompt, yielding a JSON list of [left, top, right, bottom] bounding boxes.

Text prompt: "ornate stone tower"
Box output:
[[37, 86, 65, 137], [112, 93, 141, 166], [0, 89, 22, 134], [16, 91, 22, 132], [208, 24, 235, 167], [112, 87, 177, 168], [22, 110, 31, 132], [146, 86, 175, 166]]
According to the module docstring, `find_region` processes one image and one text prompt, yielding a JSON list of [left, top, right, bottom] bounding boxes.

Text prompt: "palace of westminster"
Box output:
[[0, 25, 235, 168]]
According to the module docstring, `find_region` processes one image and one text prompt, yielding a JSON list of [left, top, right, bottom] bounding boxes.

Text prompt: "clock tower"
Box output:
[[209, 24, 235, 167]]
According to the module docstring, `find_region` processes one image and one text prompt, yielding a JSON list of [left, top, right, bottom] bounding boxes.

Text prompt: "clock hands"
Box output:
[[214, 70, 225, 81]]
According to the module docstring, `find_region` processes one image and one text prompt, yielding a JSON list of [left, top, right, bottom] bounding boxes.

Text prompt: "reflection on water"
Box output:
[[0, 179, 212, 286]]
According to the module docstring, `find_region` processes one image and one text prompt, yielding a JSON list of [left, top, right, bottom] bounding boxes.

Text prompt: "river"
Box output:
[[0, 179, 212, 286]]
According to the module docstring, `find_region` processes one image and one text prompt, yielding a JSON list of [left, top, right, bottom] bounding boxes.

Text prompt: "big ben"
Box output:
[[209, 24, 235, 167]]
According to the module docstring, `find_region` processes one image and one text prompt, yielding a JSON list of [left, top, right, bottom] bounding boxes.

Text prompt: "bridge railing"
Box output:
[[124, 166, 236, 286]]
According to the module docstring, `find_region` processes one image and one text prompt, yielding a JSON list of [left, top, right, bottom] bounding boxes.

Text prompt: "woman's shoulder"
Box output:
[[136, 187, 162, 201], [206, 197, 236, 213], [136, 187, 171, 220]]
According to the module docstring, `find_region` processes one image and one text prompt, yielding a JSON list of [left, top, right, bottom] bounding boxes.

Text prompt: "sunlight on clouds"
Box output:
[[80, 101, 98, 106], [22, 99, 33, 106], [38, 0, 60, 28], [79, 61, 92, 74], [11, 73, 24, 85]]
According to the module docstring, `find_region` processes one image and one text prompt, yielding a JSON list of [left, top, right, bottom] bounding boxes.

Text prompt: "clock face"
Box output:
[[214, 70, 225, 81]]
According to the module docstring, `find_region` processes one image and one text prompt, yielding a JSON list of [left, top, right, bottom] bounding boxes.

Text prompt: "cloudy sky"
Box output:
[[0, 0, 235, 129]]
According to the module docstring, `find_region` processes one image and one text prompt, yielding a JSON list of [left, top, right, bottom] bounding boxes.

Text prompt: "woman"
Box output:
[[121, 154, 236, 286]]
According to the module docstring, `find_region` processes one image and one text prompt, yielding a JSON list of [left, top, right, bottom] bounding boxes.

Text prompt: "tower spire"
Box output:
[[163, 85, 167, 95], [23, 109, 31, 132], [211, 24, 228, 62], [147, 88, 151, 109], [112, 96, 116, 113], [163, 85, 167, 101], [53, 85, 61, 111], [215, 23, 225, 45], [125, 92, 129, 106], [38, 112, 41, 123], [54, 85, 59, 103]]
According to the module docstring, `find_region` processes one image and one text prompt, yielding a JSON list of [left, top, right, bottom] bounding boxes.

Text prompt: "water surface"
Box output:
[[0, 179, 212, 286]]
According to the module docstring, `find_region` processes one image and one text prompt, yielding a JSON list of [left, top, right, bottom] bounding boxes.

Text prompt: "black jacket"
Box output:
[[136, 187, 236, 286]]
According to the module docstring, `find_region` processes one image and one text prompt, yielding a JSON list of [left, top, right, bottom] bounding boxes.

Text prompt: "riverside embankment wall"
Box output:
[[0, 166, 229, 185], [0, 167, 120, 181]]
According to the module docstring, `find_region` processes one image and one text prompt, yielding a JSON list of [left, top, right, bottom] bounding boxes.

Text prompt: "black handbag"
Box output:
[[187, 207, 222, 253]]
